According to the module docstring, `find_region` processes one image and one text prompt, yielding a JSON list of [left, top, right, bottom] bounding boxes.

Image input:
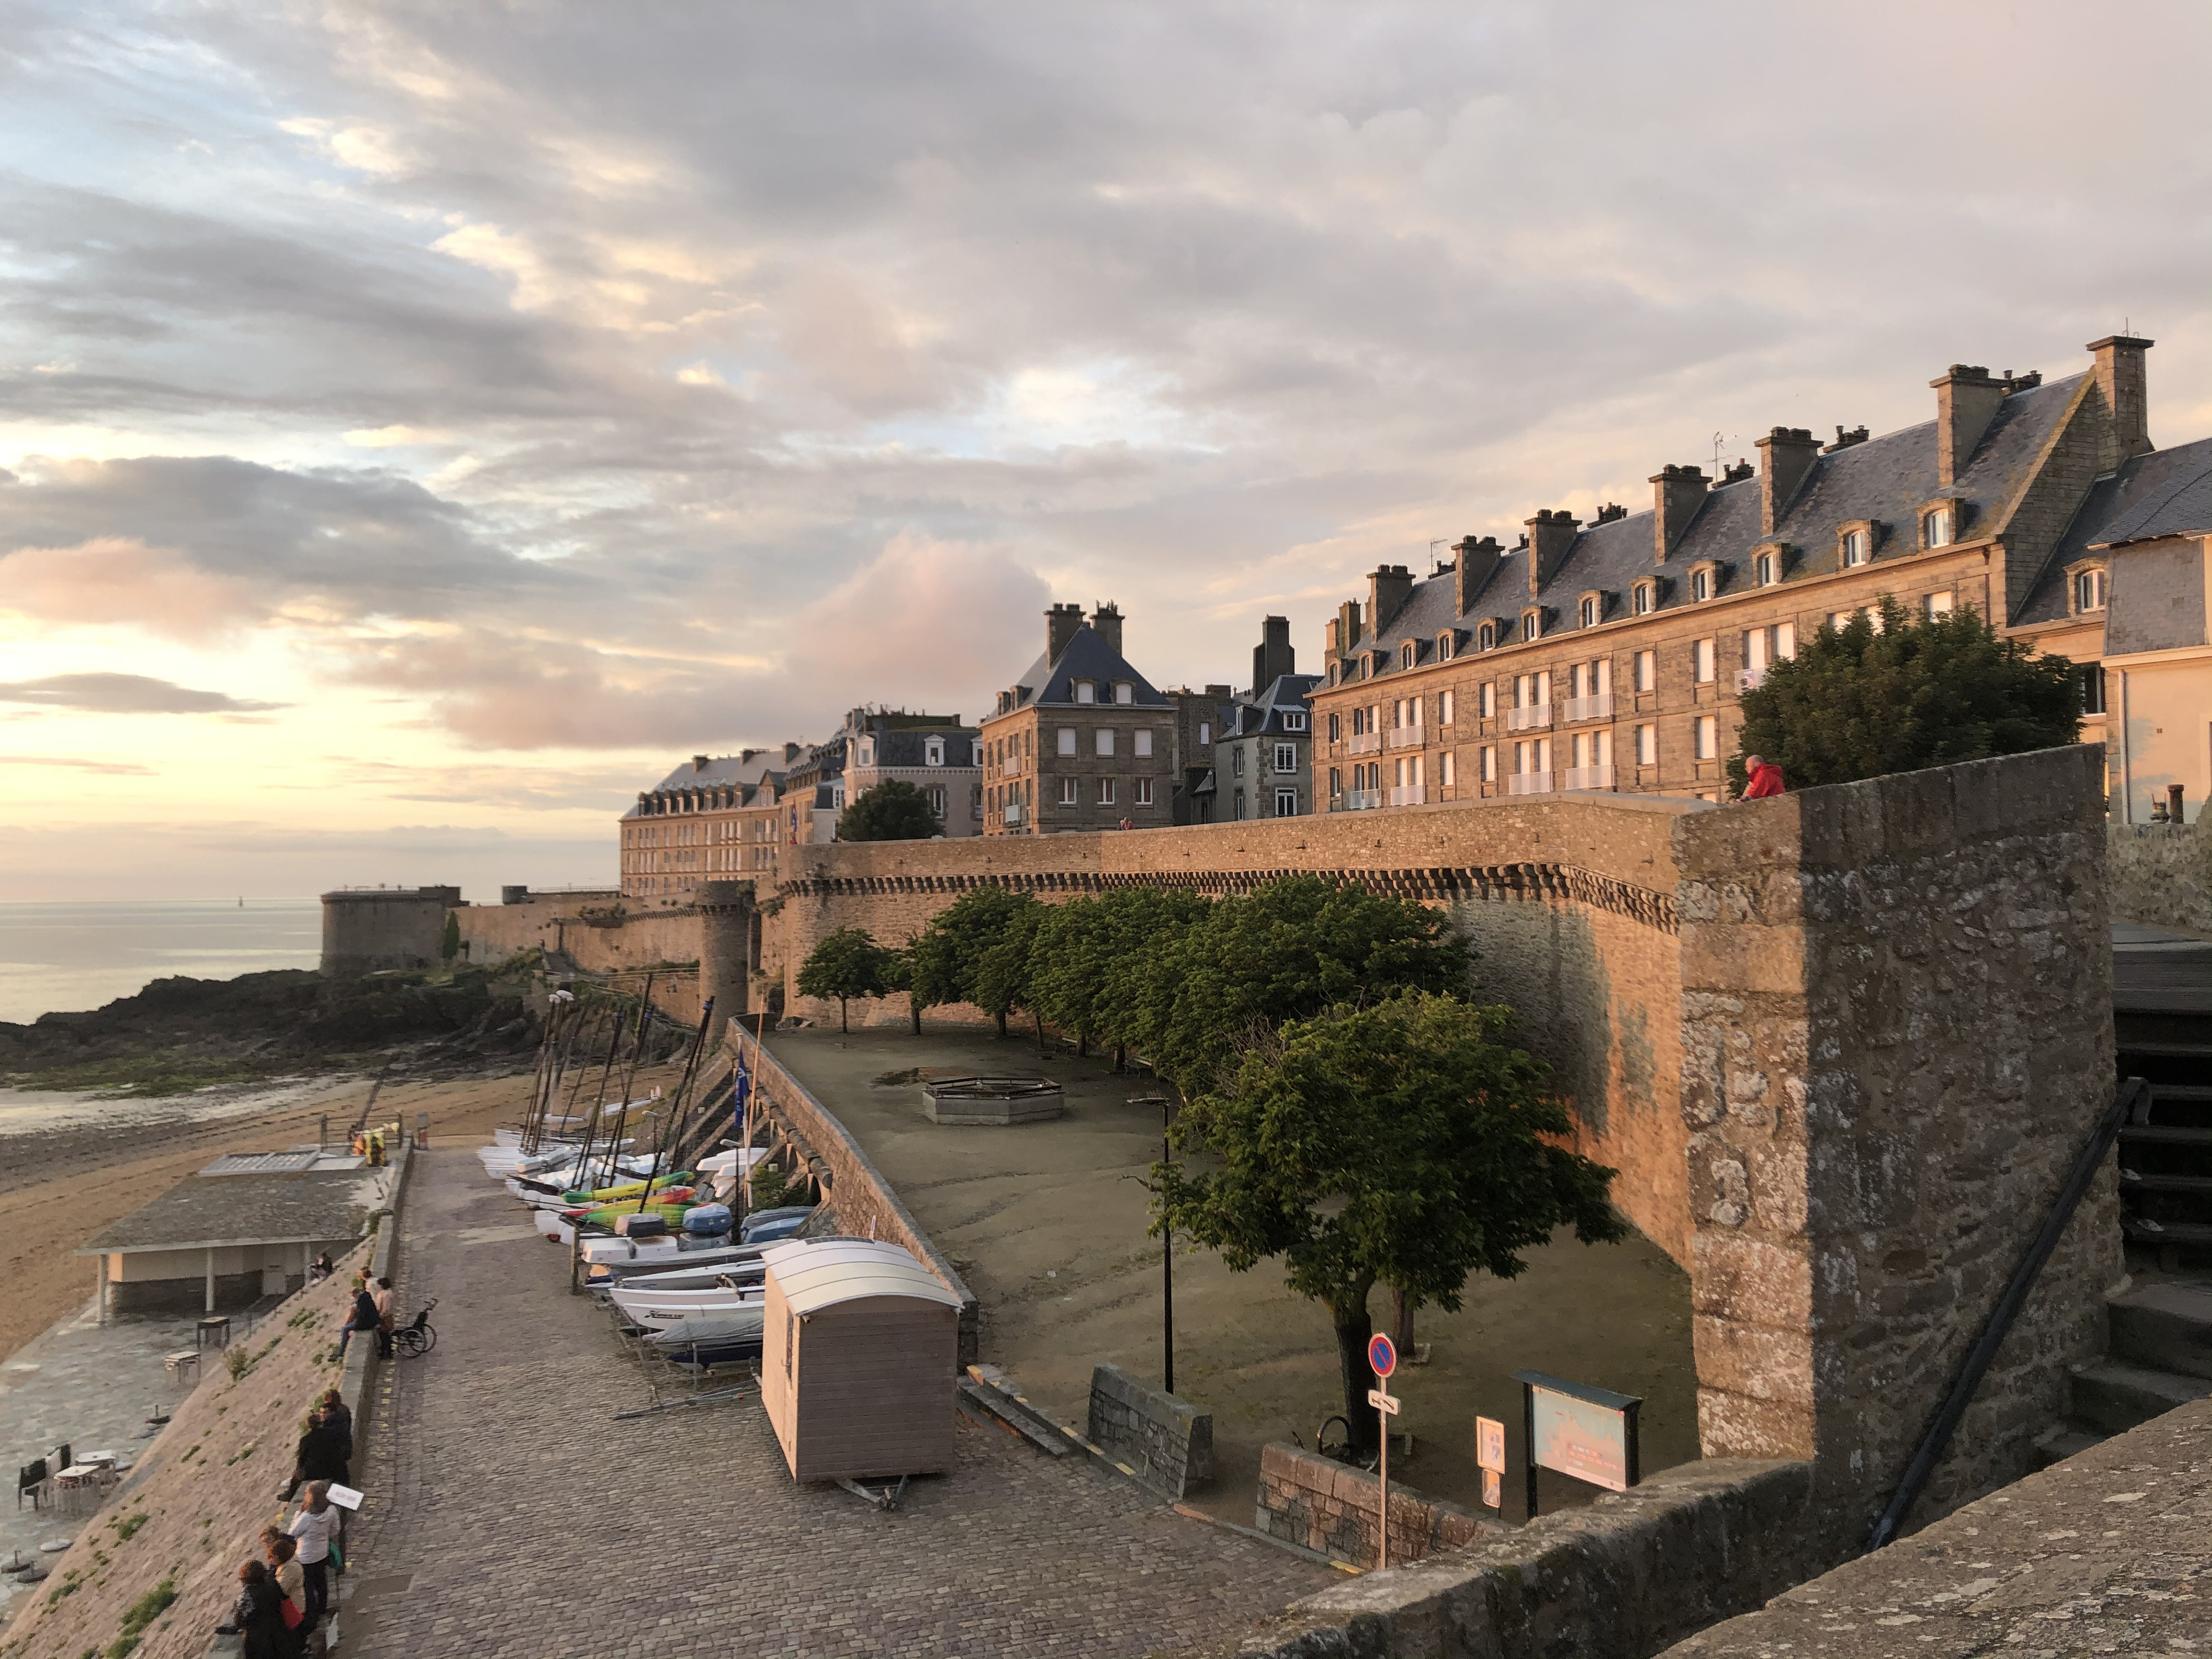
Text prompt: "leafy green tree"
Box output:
[[837, 780, 945, 842], [1729, 596, 2082, 795], [1127, 874, 1468, 1095], [974, 893, 1048, 1048], [1029, 886, 1208, 1062], [907, 886, 1037, 1039], [440, 911, 461, 963], [795, 926, 895, 1032], [1155, 990, 1625, 1450]]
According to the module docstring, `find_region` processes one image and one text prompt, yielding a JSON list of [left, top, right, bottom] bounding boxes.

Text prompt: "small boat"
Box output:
[[605, 1256, 768, 1292], [632, 1302, 767, 1342], [610, 1284, 764, 1328]]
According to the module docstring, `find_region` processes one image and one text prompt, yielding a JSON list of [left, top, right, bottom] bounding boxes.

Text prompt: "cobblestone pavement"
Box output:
[[343, 1148, 1330, 1659]]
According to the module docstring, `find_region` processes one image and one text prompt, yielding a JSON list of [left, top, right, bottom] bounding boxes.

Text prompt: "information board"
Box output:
[[1512, 1370, 1641, 1517]]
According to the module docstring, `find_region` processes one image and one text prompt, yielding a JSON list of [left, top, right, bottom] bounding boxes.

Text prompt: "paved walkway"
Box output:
[[343, 1147, 1328, 1659]]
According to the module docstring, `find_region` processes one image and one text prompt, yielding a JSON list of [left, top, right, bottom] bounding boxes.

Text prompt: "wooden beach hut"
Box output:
[[760, 1238, 962, 1481]]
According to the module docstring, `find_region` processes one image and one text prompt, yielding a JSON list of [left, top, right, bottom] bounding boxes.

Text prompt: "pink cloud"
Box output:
[[0, 537, 269, 643]]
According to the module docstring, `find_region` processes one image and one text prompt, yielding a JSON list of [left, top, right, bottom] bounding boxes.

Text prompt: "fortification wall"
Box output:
[[774, 794, 1701, 1265], [2109, 818, 2211, 933], [320, 886, 460, 974], [450, 895, 702, 973]]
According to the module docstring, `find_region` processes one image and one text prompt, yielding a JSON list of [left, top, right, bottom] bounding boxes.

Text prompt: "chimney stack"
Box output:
[[1252, 615, 1295, 691], [2088, 335, 2153, 462], [1523, 511, 1580, 597], [1046, 602, 1084, 663], [1756, 427, 1823, 533], [1089, 603, 1124, 657], [1368, 566, 1414, 633], [1334, 599, 1364, 662], [693, 754, 709, 773], [1454, 535, 1502, 615], [1649, 465, 1709, 563], [1930, 367, 2007, 488]]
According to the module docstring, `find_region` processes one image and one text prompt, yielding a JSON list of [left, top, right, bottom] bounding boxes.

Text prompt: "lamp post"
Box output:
[[1133, 1093, 1176, 1394]]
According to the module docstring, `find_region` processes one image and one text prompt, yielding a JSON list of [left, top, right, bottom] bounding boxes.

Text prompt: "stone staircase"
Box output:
[[2034, 1277, 2212, 1465], [2113, 929, 2212, 1264]]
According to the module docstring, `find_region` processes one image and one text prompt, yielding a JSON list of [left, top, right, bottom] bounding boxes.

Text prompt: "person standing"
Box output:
[[372, 1276, 397, 1359], [260, 1530, 306, 1655], [281, 1409, 348, 1501], [336, 1282, 380, 1360], [285, 1482, 338, 1634], [220, 1559, 289, 1659]]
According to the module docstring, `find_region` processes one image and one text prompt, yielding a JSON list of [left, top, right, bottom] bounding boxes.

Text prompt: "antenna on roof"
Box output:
[[1429, 538, 1449, 573], [1710, 431, 1727, 477]]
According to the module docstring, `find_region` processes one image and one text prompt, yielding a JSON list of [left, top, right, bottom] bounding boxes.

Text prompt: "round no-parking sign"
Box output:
[[1368, 1333, 1397, 1379]]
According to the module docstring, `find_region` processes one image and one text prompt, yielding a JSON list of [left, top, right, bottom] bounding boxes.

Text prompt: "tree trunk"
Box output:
[[1035, 1008, 1047, 1053], [1392, 1286, 1416, 1356], [1332, 1284, 1380, 1453], [1077, 1031, 1088, 1058], [838, 998, 849, 1034], [1113, 1042, 1126, 1073], [995, 1010, 1008, 1039], [909, 1000, 922, 1036]]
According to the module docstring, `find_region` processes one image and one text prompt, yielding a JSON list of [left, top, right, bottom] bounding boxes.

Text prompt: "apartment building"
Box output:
[[839, 707, 984, 836], [619, 747, 795, 901], [1313, 336, 2205, 815], [978, 604, 1178, 834], [1178, 616, 1321, 822]]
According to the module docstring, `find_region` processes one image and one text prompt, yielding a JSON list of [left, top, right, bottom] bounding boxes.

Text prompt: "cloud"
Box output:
[[0, 755, 155, 775], [0, 673, 285, 714], [0, 538, 270, 642]]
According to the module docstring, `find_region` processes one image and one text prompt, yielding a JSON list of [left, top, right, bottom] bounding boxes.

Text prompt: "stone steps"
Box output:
[[2067, 1359, 2210, 1436], [2107, 1280, 2212, 1379], [2036, 1278, 2212, 1466]]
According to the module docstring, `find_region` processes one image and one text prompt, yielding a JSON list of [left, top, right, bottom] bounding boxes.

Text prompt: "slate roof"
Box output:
[[80, 1168, 387, 1254], [624, 749, 791, 818], [1357, 374, 2088, 663], [860, 728, 979, 768], [1221, 672, 1322, 738], [2015, 435, 2212, 624], [994, 623, 1170, 713]]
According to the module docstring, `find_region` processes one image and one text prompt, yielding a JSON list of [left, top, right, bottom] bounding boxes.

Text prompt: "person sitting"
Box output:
[[317, 1388, 353, 1466], [217, 1558, 288, 1658], [307, 1252, 333, 1284], [335, 1283, 381, 1360], [1741, 753, 1787, 799]]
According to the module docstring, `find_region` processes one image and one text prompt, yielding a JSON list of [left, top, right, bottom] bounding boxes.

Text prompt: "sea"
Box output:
[[0, 898, 324, 1027]]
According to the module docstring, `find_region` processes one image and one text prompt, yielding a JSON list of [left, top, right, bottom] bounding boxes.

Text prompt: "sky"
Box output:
[[4, 1, 2210, 900]]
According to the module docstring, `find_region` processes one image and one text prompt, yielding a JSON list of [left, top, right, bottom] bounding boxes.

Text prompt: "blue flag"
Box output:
[[731, 1056, 750, 1130]]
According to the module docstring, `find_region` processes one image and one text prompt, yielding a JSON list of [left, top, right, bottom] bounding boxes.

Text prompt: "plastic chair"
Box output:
[[15, 1459, 46, 1512]]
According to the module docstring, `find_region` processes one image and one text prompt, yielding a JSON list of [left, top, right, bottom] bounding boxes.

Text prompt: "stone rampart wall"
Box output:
[[1085, 1361, 1213, 1499], [452, 894, 702, 974], [1255, 1441, 1494, 1568], [2109, 820, 2211, 934]]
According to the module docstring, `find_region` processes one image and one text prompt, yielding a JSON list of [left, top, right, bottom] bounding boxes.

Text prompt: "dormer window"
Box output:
[[1327, 661, 1340, 686], [1074, 680, 1097, 704], [1922, 507, 1954, 550], [1400, 641, 1417, 670], [1632, 580, 1656, 616], [1282, 711, 1308, 732], [1578, 592, 1605, 629], [858, 740, 875, 766], [1477, 620, 1498, 650], [925, 738, 944, 766], [1521, 608, 1543, 641], [1437, 632, 1455, 662], [1113, 681, 1134, 704], [1840, 526, 1871, 568], [1754, 550, 1777, 586], [2073, 565, 2107, 613], [971, 740, 983, 766], [1689, 562, 1719, 602]]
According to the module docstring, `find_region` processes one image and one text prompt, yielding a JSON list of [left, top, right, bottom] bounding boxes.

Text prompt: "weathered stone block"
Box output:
[[1087, 1361, 1212, 1499]]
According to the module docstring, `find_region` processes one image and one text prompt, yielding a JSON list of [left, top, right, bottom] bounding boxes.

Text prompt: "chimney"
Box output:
[[1453, 535, 1502, 614], [693, 754, 709, 773], [784, 741, 801, 762], [1335, 598, 1364, 655], [1930, 367, 2007, 488], [1089, 602, 1124, 658], [1046, 602, 1084, 663], [1755, 427, 1823, 533], [1368, 565, 1415, 632], [1649, 465, 1709, 563], [1252, 615, 1295, 690], [2088, 335, 2153, 461], [1523, 510, 1580, 597]]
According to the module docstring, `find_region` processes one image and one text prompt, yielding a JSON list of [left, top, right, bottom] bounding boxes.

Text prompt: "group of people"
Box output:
[[335, 1272, 397, 1360], [220, 1387, 354, 1655]]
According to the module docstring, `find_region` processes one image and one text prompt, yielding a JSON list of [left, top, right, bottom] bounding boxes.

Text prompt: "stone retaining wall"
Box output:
[[1086, 1362, 1213, 1499], [2109, 819, 2211, 934], [1254, 1442, 1493, 1568]]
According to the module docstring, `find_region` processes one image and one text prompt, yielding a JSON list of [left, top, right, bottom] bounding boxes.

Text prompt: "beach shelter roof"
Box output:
[[760, 1238, 963, 1316]]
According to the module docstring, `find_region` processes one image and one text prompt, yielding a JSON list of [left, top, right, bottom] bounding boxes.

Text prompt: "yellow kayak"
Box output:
[[564, 1172, 693, 1203]]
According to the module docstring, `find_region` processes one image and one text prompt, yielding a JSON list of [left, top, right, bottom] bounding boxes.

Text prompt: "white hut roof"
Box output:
[[761, 1238, 963, 1315]]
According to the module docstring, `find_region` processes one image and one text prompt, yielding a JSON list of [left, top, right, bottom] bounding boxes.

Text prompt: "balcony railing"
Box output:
[[1385, 726, 1424, 749], [1000, 757, 1023, 777], [1505, 704, 1553, 732], [1387, 784, 1427, 806], [1561, 763, 1616, 791], [1345, 731, 1383, 755], [1506, 771, 1556, 796], [1003, 801, 1024, 826], [1562, 692, 1614, 722], [1342, 789, 1383, 811]]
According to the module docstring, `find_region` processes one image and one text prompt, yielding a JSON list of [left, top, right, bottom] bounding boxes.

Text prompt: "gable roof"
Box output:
[[993, 622, 1169, 715], [2015, 435, 2212, 624]]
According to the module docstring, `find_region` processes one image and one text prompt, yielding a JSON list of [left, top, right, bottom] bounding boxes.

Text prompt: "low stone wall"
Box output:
[[1230, 1458, 1818, 1659], [2109, 820, 2211, 934], [741, 1030, 981, 1365], [1255, 1442, 1492, 1568], [1086, 1361, 1213, 1499]]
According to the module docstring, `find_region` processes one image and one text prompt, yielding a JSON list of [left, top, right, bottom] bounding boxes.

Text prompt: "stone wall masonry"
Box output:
[[774, 794, 1705, 1265], [1674, 744, 2120, 1549], [1224, 1457, 1819, 1659], [736, 1029, 981, 1366], [2109, 820, 2212, 935], [1254, 1442, 1494, 1569], [1086, 1361, 1213, 1499], [450, 893, 702, 977]]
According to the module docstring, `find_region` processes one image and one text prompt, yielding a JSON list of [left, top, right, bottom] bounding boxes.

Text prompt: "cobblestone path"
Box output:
[[341, 1148, 1329, 1658]]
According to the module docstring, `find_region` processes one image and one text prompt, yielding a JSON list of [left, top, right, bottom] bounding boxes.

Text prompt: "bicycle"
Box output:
[[395, 1298, 438, 1357]]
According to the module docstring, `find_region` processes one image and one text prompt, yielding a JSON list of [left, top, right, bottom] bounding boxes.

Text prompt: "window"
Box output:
[[1841, 529, 1870, 567], [1437, 633, 1455, 661], [928, 785, 946, 817], [1579, 595, 1600, 628], [1636, 723, 1657, 766], [1231, 747, 1245, 778], [1136, 778, 1155, 806], [1059, 776, 1078, 805], [858, 739, 875, 765], [1632, 581, 1655, 615], [1135, 729, 1154, 758], [1478, 620, 1497, 650], [1095, 729, 1116, 757], [1695, 714, 1718, 760], [1328, 662, 1339, 686], [1328, 766, 1342, 799], [2073, 568, 2106, 612], [1690, 568, 1712, 602], [1401, 641, 1417, 670], [1693, 639, 1715, 684], [2081, 664, 2106, 714], [1275, 787, 1298, 816], [1055, 727, 1076, 757], [1114, 681, 1134, 704], [1097, 778, 1117, 806], [1755, 551, 1776, 586], [1439, 750, 1456, 787], [1074, 680, 1097, 704], [1199, 720, 1212, 746], [1274, 743, 1297, 773], [1478, 682, 1495, 719], [1439, 688, 1455, 726], [1923, 508, 1954, 549], [1481, 746, 1496, 782], [1522, 610, 1542, 641], [1924, 591, 1955, 620], [1283, 711, 1307, 731], [1326, 713, 1339, 742], [1634, 649, 1656, 693], [925, 738, 943, 766]]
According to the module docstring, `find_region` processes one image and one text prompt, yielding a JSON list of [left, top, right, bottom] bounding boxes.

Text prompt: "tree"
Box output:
[[1729, 596, 2083, 795], [1154, 990, 1625, 1452], [906, 886, 1039, 1038], [837, 780, 944, 842], [1029, 886, 1208, 1062], [440, 911, 461, 963], [1126, 874, 1468, 1095], [794, 926, 895, 1033]]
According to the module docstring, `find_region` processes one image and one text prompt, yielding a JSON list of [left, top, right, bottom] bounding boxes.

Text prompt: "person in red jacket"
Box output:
[[1741, 754, 1787, 799]]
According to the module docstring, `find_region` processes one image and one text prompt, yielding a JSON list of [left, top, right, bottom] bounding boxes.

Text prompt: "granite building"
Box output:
[[1182, 616, 1322, 823]]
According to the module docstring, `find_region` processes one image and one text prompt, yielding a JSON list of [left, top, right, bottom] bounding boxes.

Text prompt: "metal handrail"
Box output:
[[1866, 1076, 2143, 1551]]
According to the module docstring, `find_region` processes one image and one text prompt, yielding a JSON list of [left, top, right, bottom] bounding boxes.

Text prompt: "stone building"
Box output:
[[977, 604, 1178, 834], [1310, 336, 2205, 813], [1180, 615, 1321, 823], [619, 747, 795, 901], [837, 707, 984, 836]]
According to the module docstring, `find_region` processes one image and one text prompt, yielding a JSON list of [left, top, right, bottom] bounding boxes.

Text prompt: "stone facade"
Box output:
[[320, 885, 463, 974], [2109, 820, 2212, 933], [1084, 1361, 1213, 1499], [1254, 1441, 1493, 1568]]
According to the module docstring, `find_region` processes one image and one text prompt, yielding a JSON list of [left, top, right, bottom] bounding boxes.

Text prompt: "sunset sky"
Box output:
[[4, 2, 2209, 899]]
